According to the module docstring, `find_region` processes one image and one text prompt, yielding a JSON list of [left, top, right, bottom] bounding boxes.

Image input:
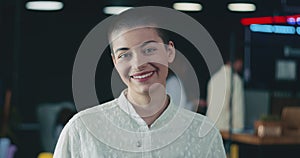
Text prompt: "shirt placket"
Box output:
[[136, 124, 152, 158]]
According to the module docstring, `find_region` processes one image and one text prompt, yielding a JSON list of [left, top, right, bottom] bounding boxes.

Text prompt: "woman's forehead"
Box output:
[[109, 24, 159, 40], [111, 28, 163, 50]]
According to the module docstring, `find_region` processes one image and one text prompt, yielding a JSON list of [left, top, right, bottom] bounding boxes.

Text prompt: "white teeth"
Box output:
[[132, 72, 153, 79]]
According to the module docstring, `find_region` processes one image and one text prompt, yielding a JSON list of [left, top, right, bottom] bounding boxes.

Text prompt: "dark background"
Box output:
[[1, 0, 300, 157]]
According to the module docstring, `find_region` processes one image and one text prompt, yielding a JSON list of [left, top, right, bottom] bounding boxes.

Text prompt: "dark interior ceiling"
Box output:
[[3, 0, 299, 44], [2, 0, 298, 56]]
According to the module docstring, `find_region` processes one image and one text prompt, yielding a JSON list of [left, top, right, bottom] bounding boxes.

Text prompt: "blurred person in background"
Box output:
[[206, 53, 245, 133]]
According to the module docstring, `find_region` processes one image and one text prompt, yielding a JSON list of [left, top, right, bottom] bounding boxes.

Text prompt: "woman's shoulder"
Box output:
[[65, 99, 119, 127], [179, 108, 219, 133]]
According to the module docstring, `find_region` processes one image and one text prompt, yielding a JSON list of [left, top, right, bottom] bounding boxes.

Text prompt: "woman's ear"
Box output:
[[167, 41, 176, 63]]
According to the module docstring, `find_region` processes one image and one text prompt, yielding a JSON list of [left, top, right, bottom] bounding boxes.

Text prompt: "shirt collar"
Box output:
[[117, 89, 178, 129], [118, 89, 138, 116]]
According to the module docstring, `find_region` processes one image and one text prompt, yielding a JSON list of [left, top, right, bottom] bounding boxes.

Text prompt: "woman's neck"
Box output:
[[126, 87, 169, 126]]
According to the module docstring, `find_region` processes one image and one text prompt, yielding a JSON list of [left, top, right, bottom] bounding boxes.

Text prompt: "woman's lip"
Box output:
[[130, 71, 155, 81], [130, 71, 155, 77]]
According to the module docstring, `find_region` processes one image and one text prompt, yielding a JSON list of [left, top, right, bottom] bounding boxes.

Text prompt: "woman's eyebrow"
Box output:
[[114, 40, 159, 54], [140, 40, 159, 47], [114, 47, 129, 54]]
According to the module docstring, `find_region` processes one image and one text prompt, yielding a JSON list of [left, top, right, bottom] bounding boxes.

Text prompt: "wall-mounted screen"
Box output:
[[276, 60, 297, 81]]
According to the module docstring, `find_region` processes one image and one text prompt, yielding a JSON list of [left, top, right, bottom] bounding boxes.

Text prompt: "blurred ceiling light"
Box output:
[[173, 2, 202, 11], [25, 1, 64, 11], [227, 2, 256, 12], [103, 6, 133, 15]]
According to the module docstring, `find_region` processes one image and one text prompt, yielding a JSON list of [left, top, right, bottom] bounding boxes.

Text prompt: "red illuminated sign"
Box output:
[[241, 14, 300, 26]]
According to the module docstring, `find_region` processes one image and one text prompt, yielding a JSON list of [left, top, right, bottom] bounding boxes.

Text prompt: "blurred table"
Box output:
[[221, 131, 300, 145], [221, 131, 300, 158]]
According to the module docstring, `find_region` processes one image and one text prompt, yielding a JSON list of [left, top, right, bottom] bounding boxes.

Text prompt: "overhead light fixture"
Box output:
[[103, 6, 133, 15], [25, 1, 64, 11], [227, 2, 256, 12], [173, 2, 202, 12]]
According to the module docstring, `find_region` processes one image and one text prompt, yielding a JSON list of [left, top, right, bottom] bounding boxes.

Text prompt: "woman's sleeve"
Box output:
[[53, 121, 81, 158], [206, 130, 227, 158]]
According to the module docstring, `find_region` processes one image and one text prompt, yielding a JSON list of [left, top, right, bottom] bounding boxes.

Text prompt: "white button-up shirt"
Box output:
[[53, 90, 226, 158]]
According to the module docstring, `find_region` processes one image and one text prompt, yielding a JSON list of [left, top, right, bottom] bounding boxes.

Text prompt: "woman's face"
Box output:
[[111, 28, 175, 95]]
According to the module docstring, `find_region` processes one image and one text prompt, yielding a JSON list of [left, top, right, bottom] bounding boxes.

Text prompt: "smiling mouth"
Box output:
[[131, 71, 154, 80]]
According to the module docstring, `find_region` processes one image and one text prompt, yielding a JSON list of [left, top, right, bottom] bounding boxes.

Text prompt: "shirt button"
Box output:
[[136, 140, 142, 147]]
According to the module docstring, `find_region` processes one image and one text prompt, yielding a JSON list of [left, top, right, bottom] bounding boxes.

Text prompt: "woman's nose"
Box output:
[[131, 51, 148, 70]]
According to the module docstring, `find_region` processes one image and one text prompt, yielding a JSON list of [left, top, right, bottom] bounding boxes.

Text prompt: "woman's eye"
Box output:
[[144, 48, 157, 54], [118, 52, 131, 59]]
